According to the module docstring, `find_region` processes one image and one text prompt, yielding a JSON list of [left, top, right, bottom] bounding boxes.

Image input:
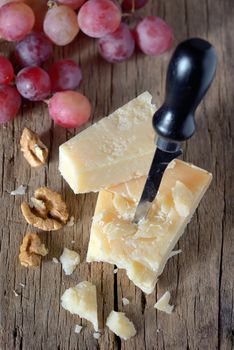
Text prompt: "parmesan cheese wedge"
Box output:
[[106, 311, 136, 340], [59, 92, 156, 193], [61, 281, 98, 331], [154, 291, 174, 314], [87, 160, 212, 294]]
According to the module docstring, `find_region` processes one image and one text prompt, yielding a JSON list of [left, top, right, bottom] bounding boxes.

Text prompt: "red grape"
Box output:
[[98, 23, 135, 63], [16, 67, 51, 101], [57, 0, 86, 10], [49, 59, 82, 92], [134, 16, 173, 56], [25, 0, 48, 32], [0, 56, 14, 84], [48, 91, 91, 128], [0, 2, 35, 41], [0, 85, 21, 124], [14, 32, 53, 68], [122, 0, 148, 11], [78, 0, 121, 38], [43, 5, 79, 46]]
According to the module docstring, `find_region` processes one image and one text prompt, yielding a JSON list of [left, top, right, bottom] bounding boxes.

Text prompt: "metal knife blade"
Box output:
[[133, 147, 182, 224]]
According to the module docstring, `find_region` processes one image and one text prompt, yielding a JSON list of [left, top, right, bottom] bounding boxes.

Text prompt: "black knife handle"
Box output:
[[153, 38, 217, 142]]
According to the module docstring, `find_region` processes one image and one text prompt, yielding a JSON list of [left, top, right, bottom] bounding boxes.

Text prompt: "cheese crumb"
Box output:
[[122, 297, 130, 306], [154, 291, 174, 314], [13, 290, 19, 297], [113, 268, 118, 274], [52, 257, 59, 264], [106, 311, 136, 340], [60, 248, 80, 275], [74, 325, 83, 334], [172, 181, 193, 217], [61, 281, 98, 331], [93, 332, 101, 340], [10, 185, 27, 196], [169, 249, 182, 258], [66, 216, 75, 227]]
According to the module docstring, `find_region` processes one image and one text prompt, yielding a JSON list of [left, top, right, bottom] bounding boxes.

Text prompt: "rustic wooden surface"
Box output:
[[0, 1, 233, 349]]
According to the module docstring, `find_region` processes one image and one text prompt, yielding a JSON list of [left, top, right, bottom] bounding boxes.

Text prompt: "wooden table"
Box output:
[[0, 1, 233, 349]]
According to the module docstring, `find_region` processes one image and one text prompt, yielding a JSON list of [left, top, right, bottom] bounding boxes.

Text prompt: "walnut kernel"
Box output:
[[20, 128, 48, 167], [19, 232, 48, 267], [21, 187, 69, 231]]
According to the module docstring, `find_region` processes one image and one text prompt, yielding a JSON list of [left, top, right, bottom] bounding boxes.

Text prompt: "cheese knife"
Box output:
[[133, 38, 217, 224]]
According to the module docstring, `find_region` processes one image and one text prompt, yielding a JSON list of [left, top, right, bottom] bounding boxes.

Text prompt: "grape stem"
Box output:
[[122, 13, 133, 17], [47, 0, 58, 9], [131, 0, 135, 12], [117, 0, 136, 12]]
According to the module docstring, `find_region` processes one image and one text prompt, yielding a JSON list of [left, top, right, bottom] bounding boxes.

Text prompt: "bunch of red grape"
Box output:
[[0, 0, 174, 127]]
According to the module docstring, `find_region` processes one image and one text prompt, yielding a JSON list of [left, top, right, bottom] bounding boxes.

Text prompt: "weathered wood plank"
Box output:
[[0, 1, 233, 349]]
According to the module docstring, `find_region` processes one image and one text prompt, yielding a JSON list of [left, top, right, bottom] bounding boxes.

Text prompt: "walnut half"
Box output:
[[19, 232, 48, 267], [20, 128, 48, 167], [21, 187, 69, 231]]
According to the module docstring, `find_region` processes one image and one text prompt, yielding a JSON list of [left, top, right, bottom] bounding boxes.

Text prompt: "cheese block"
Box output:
[[106, 311, 136, 340], [87, 160, 212, 294], [59, 92, 156, 193], [61, 281, 98, 331]]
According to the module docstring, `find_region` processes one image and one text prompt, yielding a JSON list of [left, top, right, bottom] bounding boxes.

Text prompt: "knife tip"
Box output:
[[133, 201, 152, 224]]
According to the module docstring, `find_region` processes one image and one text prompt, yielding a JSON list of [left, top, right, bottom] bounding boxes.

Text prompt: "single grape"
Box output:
[[0, 56, 14, 84], [16, 67, 51, 101], [0, 85, 21, 124], [0, 0, 23, 7], [43, 5, 79, 46], [134, 16, 173, 56], [49, 59, 82, 92], [0, 2, 35, 41], [57, 0, 86, 10], [14, 32, 53, 68], [25, 0, 48, 32], [98, 23, 135, 63], [48, 91, 91, 128], [78, 0, 121, 38], [122, 0, 148, 11]]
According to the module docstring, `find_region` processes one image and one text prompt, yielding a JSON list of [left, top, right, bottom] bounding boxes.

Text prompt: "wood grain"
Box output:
[[0, 1, 233, 349]]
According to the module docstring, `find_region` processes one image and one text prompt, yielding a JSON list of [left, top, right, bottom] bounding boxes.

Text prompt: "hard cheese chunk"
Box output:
[[106, 311, 136, 340], [61, 281, 98, 331], [59, 92, 156, 193], [87, 160, 212, 294]]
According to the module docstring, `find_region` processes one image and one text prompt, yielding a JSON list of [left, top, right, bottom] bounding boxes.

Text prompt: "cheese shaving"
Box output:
[[93, 332, 101, 340], [122, 297, 130, 305], [10, 185, 27, 196], [169, 249, 182, 258], [74, 325, 83, 334], [154, 291, 174, 314]]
